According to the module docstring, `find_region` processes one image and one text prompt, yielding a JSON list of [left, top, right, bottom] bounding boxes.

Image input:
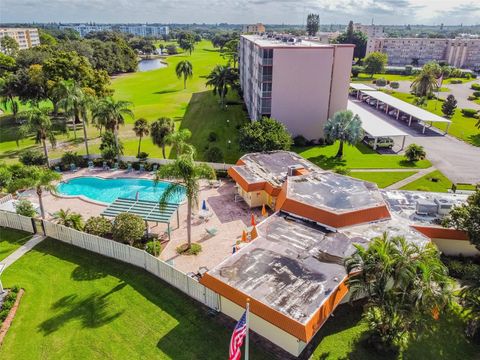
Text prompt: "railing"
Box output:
[[0, 194, 14, 205], [0, 211, 220, 310]]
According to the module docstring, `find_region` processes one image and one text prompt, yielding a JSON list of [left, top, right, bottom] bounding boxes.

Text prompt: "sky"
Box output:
[[1, 0, 480, 25]]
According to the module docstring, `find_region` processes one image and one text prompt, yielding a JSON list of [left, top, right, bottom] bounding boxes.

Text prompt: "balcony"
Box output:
[[261, 75, 272, 82], [261, 58, 273, 65]]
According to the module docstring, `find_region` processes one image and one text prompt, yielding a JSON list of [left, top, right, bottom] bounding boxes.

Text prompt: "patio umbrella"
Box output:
[[201, 200, 207, 211], [261, 204, 268, 218], [250, 225, 258, 240], [241, 230, 247, 242], [250, 214, 256, 226]]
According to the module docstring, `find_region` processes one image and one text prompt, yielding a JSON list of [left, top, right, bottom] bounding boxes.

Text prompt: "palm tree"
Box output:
[[19, 108, 56, 167], [323, 110, 363, 159], [411, 69, 438, 97], [8, 166, 61, 219], [175, 60, 193, 89], [133, 118, 149, 157], [150, 117, 175, 159], [56, 80, 85, 140], [166, 129, 192, 157], [53, 208, 84, 230], [205, 65, 237, 108], [93, 98, 133, 162], [78, 92, 95, 157], [156, 151, 215, 248]]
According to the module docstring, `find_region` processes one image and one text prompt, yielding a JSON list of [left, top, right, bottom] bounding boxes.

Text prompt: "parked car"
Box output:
[[364, 136, 394, 149]]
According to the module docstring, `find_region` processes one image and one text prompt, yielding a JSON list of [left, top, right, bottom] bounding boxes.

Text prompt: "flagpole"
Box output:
[[245, 298, 250, 360]]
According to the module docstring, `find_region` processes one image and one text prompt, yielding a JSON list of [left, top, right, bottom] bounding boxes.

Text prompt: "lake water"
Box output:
[[138, 59, 167, 72]]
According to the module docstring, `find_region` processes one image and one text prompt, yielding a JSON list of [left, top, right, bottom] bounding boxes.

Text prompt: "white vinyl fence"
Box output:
[[42, 220, 220, 310], [0, 211, 35, 233]]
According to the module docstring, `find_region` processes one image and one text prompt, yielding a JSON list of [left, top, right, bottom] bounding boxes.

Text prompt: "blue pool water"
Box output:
[[57, 177, 185, 204]]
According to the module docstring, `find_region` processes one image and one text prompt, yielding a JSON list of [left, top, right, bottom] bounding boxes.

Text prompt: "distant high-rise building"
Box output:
[[352, 23, 385, 54], [239, 34, 354, 140], [60, 24, 169, 38], [0, 28, 40, 51], [242, 23, 266, 34]]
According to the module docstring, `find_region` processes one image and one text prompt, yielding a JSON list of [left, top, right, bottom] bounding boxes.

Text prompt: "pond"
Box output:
[[138, 58, 167, 72]]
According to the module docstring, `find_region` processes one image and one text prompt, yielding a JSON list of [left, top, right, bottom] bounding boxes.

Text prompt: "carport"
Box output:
[[358, 90, 452, 134], [349, 83, 378, 99], [348, 101, 409, 150]]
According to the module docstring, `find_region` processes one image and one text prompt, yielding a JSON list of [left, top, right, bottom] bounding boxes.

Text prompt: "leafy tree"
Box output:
[[15, 199, 37, 217], [205, 65, 238, 108], [0, 53, 16, 76], [166, 129, 193, 157], [133, 118, 149, 157], [335, 21, 368, 58], [156, 151, 216, 248], [175, 60, 193, 89], [112, 212, 145, 246], [39, 30, 58, 46], [459, 277, 480, 340], [7, 166, 61, 219], [442, 94, 457, 118], [99, 131, 123, 161], [165, 44, 178, 55], [204, 146, 223, 162], [93, 98, 133, 162], [84, 216, 113, 237], [221, 39, 239, 68], [178, 38, 195, 55], [345, 234, 451, 352], [443, 190, 480, 250], [0, 75, 19, 120], [323, 110, 363, 158], [239, 117, 293, 153], [150, 117, 175, 159], [19, 149, 47, 166], [0, 35, 19, 57], [306, 14, 320, 36], [363, 52, 388, 78], [404, 143, 426, 162], [53, 208, 84, 230]]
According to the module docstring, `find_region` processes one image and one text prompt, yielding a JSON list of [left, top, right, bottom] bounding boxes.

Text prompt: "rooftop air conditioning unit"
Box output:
[[434, 198, 454, 215]]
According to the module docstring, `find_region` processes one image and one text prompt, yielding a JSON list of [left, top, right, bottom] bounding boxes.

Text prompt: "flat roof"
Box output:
[[349, 83, 378, 91], [287, 171, 386, 213], [348, 100, 408, 138], [361, 91, 451, 124], [241, 34, 345, 48], [206, 213, 369, 324]]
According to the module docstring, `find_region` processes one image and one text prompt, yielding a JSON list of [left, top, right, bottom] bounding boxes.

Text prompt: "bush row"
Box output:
[[0, 286, 20, 323], [442, 255, 480, 281]]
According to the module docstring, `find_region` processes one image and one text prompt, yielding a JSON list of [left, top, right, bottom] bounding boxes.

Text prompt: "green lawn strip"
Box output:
[[351, 73, 415, 82], [295, 142, 431, 170], [0, 238, 272, 360], [0, 228, 33, 261], [349, 171, 417, 188], [310, 302, 479, 359], [388, 91, 480, 147], [400, 170, 453, 192]]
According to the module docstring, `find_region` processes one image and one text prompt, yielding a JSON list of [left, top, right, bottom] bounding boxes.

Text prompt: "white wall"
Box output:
[[433, 238, 480, 257]]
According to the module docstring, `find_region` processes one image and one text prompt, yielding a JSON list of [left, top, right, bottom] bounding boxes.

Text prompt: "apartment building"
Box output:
[[239, 35, 354, 140], [353, 23, 384, 54], [367, 37, 480, 69], [242, 23, 266, 34], [60, 24, 169, 38], [0, 28, 40, 51]]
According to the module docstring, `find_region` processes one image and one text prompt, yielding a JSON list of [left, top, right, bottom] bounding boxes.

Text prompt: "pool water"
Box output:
[[57, 177, 185, 204]]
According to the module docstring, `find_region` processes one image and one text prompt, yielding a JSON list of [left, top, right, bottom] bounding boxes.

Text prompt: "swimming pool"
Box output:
[[57, 177, 185, 204]]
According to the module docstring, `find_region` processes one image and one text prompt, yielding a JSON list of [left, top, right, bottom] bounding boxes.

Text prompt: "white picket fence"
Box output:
[[0, 211, 35, 233], [41, 220, 220, 310]]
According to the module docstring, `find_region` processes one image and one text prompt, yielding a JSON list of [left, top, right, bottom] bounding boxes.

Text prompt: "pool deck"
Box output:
[[23, 167, 261, 274]]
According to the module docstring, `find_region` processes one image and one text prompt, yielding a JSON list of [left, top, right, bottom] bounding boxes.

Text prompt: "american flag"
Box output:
[[229, 310, 248, 360]]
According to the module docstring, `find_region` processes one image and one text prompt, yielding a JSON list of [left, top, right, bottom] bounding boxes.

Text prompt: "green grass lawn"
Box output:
[[0, 238, 272, 359], [0, 228, 33, 261], [388, 91, 480, 146], [351, 73, 415, 82], [295, 142, 431, 170], [350, 171, 417, 188], [400, 170, 453, 192]]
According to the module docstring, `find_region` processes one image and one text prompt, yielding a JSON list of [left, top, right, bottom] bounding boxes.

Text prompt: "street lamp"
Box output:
[[227, 140, 232, 149], [226, 119, 230, 126]]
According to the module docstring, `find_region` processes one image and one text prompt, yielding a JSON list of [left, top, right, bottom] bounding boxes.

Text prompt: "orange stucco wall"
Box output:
[[412, 225, 469, 241]]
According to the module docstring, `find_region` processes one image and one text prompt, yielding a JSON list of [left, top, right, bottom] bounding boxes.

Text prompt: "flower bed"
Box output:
[[0, 287, 24, 345]]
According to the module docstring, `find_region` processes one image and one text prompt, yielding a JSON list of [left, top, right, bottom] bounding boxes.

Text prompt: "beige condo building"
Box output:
[[0, 28, 40, 51], [239, 35, 354, 140], [242, 23, 266, 34]]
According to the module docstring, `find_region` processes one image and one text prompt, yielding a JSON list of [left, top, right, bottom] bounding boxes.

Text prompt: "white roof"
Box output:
[[348, 101, 408, 138], [349, 83, 378, 91], [361, 91, 451, 124]]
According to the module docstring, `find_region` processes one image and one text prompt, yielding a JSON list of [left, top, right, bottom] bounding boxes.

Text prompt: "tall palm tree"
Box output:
[[175, 60, 193, 89], [205, 65, 236, 108], [411, 69, 438, 97], [323, 110, 363, 159], [8, 166, 61, 219], [150, 117, 175, 159], [166, 129, 192, 157], [156, 151, 215, 248], [93, 98, 133, 162], [56, 80, 84, 140], [78, 92, 95, 157], [133, 118, 149, 157], [19, 108, 56, 167], [53, 208, 84, 230]]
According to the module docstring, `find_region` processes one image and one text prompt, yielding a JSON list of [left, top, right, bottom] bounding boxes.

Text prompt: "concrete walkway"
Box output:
[[1, 234, 45, 269], [385, 167, 435, 190], [350, 168, 421, 172]]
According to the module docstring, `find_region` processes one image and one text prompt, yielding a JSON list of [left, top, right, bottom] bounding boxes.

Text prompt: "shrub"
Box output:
[[473, 91, 480, 98], [293, 135, 308, 147], [468, 95, 477, 101], [389, 81, 400, 89], [101, 146, 119, 161], [351, 65, 363, 77], [15, 199, 37, 217], [136, 151, 149, 161], [333, 166, 351, 175], [207, 131, 218, 142], [176, 243, 202, 255], [461, 108, 478, 117], [204, 146, 223, 163], [61, 151, 85, 169], [471, 83, 480, 91], [165, 44, 178, 55], [0, 167, 12, 189], [384, 67, 405, 75], [0, 286, 20, 322], [112, 212, 145, 246], [404, 65, 413, 75], [375, 78, 387, 87], [450, 79, 463, 84], [404, 143, 426, 162], [19, 149, 46, 166], [84, 216, 113, 237], [145, 240, 162, 256]]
